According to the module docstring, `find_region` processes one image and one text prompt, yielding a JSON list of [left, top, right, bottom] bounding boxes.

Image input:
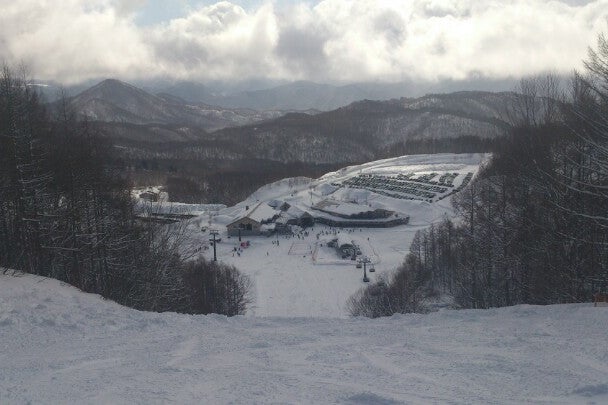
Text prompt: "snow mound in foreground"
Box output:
[[2, 272, 607, 404]]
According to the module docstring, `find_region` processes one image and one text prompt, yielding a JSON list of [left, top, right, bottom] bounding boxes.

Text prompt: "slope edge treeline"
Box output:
[[0, 67, 251, 315], [349, 32, 608, 317]]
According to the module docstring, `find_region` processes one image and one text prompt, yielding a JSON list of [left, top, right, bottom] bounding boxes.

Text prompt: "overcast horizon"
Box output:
[[2, 0, 607, 88]]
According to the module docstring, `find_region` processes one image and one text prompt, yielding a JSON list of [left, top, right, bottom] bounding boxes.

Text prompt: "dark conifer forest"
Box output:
[[0, 67, 250, 315]]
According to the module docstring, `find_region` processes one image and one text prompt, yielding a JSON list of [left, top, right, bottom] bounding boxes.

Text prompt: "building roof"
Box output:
[[247, 202, 280, 223], [227, 202, 279, 227], [284, 205, 305, 219], [226, 216, 261, 228]]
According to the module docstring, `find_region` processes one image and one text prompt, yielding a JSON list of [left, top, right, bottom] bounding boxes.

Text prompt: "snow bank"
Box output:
[[1, 272, 607, 404]]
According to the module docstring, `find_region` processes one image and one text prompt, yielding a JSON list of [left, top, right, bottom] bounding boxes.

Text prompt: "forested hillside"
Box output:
[[349, 35, 608, 316], [103, 90, 513, 204], [64, 79, 285, 131], [0, 67, 251, 316]]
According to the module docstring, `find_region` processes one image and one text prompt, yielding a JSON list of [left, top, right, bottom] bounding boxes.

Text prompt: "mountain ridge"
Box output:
[[152, 77, 522, 111], [63, 79, 514, 164], [63, 78, 289, 131]]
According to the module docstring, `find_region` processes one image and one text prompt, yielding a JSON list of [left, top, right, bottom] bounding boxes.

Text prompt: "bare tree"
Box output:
[[0, 65, 52, 274], [183, 258, 253, 316]]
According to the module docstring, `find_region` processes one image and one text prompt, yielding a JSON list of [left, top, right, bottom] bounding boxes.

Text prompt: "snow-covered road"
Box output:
[[2, 273, 607, 404]]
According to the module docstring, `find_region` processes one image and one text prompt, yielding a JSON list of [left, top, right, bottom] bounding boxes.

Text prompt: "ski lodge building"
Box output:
[[227, 198, 409, 237], [226, 202, 278, 237], [227, 200, 316, 237]]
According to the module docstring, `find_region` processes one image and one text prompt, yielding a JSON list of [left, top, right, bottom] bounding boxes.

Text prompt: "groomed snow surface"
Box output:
[[2, 272, 607, 404]]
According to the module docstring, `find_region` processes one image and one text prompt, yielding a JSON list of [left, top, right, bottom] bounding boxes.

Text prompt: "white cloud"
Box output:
[[0, 0, 152, 84], [0, 0, 607, 84], [148, 2, 280, 80]]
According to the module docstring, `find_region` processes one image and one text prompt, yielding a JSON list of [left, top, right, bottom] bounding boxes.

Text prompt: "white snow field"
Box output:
[[186, 153, 489, 317], [2, 272, 608, 404]]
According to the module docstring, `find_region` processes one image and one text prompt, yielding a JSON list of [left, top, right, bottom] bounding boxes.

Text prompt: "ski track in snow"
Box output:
[[1, 273, 608, 404]]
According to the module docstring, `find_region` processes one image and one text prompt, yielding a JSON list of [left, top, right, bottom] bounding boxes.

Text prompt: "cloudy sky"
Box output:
[[1, 0, 607, 85]]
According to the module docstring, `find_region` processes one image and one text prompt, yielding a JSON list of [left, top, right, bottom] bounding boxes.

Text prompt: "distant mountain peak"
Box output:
[[66, 79, 286, 131], [80, 78, 161, 101]]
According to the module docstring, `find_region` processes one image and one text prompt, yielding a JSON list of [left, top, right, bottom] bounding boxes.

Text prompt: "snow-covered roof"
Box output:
[[284, 205, 308, 219], [247, 202, 279, 223]]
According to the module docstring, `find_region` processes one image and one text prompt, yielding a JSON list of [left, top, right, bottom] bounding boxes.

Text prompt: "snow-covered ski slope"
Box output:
[[2, 272, 607, 404], [188, 153, 488, 317]]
